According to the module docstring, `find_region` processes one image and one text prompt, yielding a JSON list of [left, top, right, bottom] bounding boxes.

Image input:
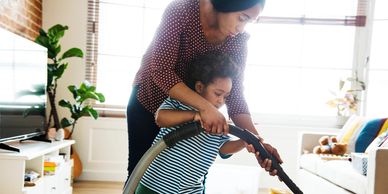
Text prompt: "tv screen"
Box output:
[[0, 27, 47, 143]]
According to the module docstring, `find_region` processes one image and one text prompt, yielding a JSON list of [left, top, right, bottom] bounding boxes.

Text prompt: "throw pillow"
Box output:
[[337, 116, 365, 153], [355, 118, 387, 153], [376, 119, 388, 137], [337, 115, 363, 142]]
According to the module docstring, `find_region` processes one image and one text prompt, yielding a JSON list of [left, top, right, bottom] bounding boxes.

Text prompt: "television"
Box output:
[[0, 27, 48, 152]]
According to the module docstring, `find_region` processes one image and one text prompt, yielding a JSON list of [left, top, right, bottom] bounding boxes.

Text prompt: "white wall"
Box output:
[[72, 117, 128, 181]]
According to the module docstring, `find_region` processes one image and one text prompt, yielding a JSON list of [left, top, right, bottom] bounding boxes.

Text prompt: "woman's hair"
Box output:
[[211, 0, 265, 12], [186, 52, 240, 90]]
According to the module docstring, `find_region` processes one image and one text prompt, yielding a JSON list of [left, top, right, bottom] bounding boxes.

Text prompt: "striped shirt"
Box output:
[[140, 97, 231, 194], [133, 0, 250, 116]]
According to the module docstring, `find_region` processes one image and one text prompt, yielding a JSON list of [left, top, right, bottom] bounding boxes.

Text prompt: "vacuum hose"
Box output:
[[123, 122, 303, 194]]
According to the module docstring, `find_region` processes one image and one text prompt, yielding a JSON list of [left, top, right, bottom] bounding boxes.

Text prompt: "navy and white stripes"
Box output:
[[140, 97, 230, 193]]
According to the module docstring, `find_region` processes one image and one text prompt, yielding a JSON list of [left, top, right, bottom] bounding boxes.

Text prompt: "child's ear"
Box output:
[[195, 81, 204, 93]]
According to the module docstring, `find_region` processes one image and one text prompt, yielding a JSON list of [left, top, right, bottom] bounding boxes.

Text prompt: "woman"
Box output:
[[126, 0, 282, 185], [136, 52, 258, 193]]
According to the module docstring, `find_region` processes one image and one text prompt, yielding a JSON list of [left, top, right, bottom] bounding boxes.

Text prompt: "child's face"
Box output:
[[195, 77, 232, 109]]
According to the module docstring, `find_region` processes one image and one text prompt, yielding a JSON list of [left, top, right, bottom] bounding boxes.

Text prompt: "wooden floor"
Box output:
[[72, 181, 272, 194], [73, 181, 124, 194]]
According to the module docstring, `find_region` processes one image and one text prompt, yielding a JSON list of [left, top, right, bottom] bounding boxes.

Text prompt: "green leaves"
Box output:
[[60, 118, 73, 128], [67, 81, 106, 103], [61, 48, 83, 60], [35, 24, 69, 59], [35, 24, 83, 93], [59, 81, 105, 137]]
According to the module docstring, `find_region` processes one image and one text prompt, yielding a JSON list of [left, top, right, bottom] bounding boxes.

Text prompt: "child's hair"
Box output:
[[186, 52, 240, 90]]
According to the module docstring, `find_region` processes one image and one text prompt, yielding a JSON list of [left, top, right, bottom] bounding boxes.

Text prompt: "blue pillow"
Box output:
[[355, 118, 386, 152]]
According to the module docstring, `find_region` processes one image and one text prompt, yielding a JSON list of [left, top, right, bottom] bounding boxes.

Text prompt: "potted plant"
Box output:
[[59, 80, 105, 179], [327, 75, 366, 117], [35, 24, 105, 179]]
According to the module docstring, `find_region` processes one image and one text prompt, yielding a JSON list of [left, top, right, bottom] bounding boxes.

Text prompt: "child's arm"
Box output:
[[219, 139, 247, 155], [155, 109, 200, 128]]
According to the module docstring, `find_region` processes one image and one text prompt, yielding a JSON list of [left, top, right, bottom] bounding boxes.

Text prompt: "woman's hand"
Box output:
[[168, 83, 228, 134], [199, 105, 228, 135]]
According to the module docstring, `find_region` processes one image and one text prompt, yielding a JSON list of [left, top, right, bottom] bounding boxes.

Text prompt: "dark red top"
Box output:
[[134, 0, 251, 116]]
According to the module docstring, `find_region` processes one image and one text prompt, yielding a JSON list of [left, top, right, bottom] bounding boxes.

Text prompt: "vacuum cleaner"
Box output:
[[123, 122, 303, 194]]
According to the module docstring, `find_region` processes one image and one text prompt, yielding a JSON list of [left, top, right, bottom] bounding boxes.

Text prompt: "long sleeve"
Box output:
[[226, 38, 250, 116], [148, 1, 187, 94]]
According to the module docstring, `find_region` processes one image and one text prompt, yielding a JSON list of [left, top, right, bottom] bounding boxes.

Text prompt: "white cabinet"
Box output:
[[0, 140, 75, 194]]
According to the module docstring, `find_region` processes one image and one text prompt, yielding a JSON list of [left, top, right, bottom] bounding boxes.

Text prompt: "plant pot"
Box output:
[[64, 128, 83, 180]]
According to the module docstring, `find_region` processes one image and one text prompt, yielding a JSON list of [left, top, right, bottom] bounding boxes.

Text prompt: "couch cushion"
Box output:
[[299, 154, 367, 194], [299, 153, 321, 174]]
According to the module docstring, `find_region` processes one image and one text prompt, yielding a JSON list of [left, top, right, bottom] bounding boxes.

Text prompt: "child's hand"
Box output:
[[193, 112, 202, 122]]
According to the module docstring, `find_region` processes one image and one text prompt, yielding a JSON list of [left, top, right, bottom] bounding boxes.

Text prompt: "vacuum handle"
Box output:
[[163, 122, 202, 147]]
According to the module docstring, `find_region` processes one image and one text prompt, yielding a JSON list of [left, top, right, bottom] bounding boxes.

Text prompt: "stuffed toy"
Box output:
[[313, 136, 348, 155]]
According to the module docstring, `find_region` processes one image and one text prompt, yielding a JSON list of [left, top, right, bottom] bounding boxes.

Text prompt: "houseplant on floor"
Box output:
[[35, 24, 105, 179], [60, 80, 105, 178]]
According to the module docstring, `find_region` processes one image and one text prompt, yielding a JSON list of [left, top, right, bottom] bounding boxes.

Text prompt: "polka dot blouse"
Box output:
[[134, 0, 251, 117]]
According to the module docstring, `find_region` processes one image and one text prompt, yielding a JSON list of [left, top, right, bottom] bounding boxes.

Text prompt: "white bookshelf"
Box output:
[[0, 140, 75, 194]]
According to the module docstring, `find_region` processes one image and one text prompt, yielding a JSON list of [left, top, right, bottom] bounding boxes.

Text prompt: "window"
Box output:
[[365, 0, 388, 117], [243, 0, 362, 118], [86, 0, 170, 116], [87, 0, 380, 125]]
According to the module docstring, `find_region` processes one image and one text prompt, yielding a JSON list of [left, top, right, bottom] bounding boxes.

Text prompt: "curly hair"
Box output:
[[186, 52, 240, 90]]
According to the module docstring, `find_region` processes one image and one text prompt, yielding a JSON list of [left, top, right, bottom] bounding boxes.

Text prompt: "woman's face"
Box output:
[[217, 4, 262, 37], [195, 77, 232, 109]]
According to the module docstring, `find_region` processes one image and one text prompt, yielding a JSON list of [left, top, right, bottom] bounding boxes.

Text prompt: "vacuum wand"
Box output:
[[228, 125, 303, 194], [123, 122, 303, 194], [164, 122, 303, 194]]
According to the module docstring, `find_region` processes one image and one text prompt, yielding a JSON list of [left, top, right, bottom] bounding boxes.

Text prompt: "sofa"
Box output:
[[297, 116, 388, 194]]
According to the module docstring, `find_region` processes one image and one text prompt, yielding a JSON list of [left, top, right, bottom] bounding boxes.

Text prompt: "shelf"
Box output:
[[0, 140, 75, 194], [0, 140, 75, 160]]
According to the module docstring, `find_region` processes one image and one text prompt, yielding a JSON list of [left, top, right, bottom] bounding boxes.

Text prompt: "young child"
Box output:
[[135, 52, 251, 194]]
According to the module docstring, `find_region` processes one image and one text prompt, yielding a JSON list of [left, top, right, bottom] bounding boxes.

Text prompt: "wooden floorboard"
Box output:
[[73, 181, 124, 194], [72, 180, 271, 194]]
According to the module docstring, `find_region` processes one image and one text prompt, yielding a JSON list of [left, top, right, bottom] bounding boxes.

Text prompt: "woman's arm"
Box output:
[[155, 109, 199, 128], [231, 113, 258, 135]]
